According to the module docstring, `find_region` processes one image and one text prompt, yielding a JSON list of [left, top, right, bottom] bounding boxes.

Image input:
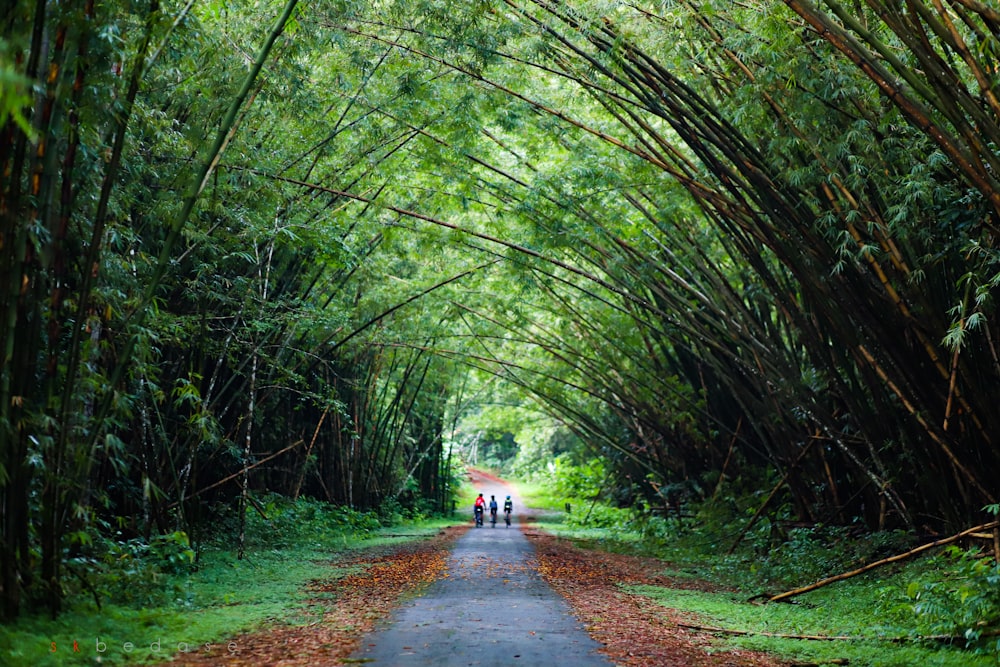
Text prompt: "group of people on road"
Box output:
[[473, 493, 513, 526]]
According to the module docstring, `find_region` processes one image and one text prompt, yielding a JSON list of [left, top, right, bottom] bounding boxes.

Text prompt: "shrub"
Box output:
[[565, 502, 632, 530], [238, 493, 381, 548], [67, 530, 197, 608], [901, 546, 1000, 651]]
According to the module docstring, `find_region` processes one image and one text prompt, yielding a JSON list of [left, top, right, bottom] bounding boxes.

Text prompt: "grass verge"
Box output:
[[626, 581, 997, 667], [0, 508, 461, 667]]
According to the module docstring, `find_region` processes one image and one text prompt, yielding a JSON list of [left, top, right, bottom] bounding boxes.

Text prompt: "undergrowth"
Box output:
[[0, 494, 460, 667], [628, 580, 998, 667], [519, 468, 1000, 667]]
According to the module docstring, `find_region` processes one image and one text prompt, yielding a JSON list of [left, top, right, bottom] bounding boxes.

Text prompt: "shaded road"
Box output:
[[351, 474, 611, 666]]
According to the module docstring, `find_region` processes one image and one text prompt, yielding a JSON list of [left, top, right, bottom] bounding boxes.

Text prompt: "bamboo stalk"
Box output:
[[678, 622, 855, 641], [292, 407, 330, 500], [994, 525, 1000, 566], [769, 521, 1000, 602], [167, 439, 304, 507], [711, 417, 740, 501], [855, 344, 994, 504]]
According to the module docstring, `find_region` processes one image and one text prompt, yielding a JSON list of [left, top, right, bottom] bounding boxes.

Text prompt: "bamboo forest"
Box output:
[[3, 1, 1000, 665]]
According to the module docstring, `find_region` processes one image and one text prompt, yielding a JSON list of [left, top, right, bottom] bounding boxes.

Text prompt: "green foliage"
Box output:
[[0, 498, 455, 666], [628, 581, 998, 667], [518, 457, 634, 530], [653, 509, 911, 591], [140, 532, 197, 576], [56, 529, 196, 612], [565, 502, 632, 530], [546, 456, 607, 500], [751, 525, 895, 588], [377, 494, 438, 526], [216, 494, 383, 551], [0, 52, 34, 138], [536, 493, 999, 665], [893, 547, 1000, 650]]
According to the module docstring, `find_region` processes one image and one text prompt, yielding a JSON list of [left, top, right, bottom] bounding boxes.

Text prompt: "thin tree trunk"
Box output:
[[236, 351, 257, 561], [238, 217, 278, 558], [292, 407, 329, 499]]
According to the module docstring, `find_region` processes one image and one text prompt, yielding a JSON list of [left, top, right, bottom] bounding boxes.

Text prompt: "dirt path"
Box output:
[[351, 472, 610, 666]]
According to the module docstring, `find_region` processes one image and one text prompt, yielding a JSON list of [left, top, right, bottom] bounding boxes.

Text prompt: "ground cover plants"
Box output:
[[0, 495, 461, 667]]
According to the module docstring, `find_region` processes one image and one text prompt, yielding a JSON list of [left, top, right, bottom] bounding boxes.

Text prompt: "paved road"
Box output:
[[351, 478, 611, 666]]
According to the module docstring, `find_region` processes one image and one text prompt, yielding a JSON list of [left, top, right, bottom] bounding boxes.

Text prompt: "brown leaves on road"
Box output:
[[159, 525, 464, 667], [526, 528, 785, 667]]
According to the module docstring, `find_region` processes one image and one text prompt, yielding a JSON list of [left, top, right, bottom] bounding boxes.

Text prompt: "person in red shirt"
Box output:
[[473, 493, 485, 526]]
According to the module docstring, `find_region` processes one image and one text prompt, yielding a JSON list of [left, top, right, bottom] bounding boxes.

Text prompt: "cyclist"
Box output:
[[489, 495, 499, 526], [473, 493, 485, 526], [503, 495, 513, 526]]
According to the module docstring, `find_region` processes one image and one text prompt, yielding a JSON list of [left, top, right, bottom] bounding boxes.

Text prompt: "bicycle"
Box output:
[[474, 507, 484, 527], [490, 508, 497, 527], [504, 510, 511, 527]]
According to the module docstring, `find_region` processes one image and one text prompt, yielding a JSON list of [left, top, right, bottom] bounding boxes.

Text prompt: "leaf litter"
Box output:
[[156, 522, 784, 666], [156, 526, 463, 667], [525, 526, 785, 667]]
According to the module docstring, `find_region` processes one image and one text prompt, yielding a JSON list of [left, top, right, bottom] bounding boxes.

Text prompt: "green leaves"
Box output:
[[0, 60, 35, 139], [905, 547, 1000, 648]]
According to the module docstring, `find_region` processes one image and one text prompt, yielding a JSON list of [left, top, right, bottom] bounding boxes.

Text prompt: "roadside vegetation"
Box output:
[[0, 496, 461, 667], [519, 459, 1000, 667]]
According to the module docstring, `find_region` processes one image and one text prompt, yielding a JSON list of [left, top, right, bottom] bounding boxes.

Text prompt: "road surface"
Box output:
[[351, 475, 611, 666]]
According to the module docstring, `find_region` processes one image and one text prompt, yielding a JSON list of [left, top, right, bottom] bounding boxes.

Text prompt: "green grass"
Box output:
[[1, 550, 347, 666], [627, 581, 998, 667], [517, 479, 562, 512], [0, 514, 462, 667]]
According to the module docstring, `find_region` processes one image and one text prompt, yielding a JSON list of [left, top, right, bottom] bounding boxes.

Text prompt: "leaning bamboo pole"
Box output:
[[768, 520, 1000, 603]]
